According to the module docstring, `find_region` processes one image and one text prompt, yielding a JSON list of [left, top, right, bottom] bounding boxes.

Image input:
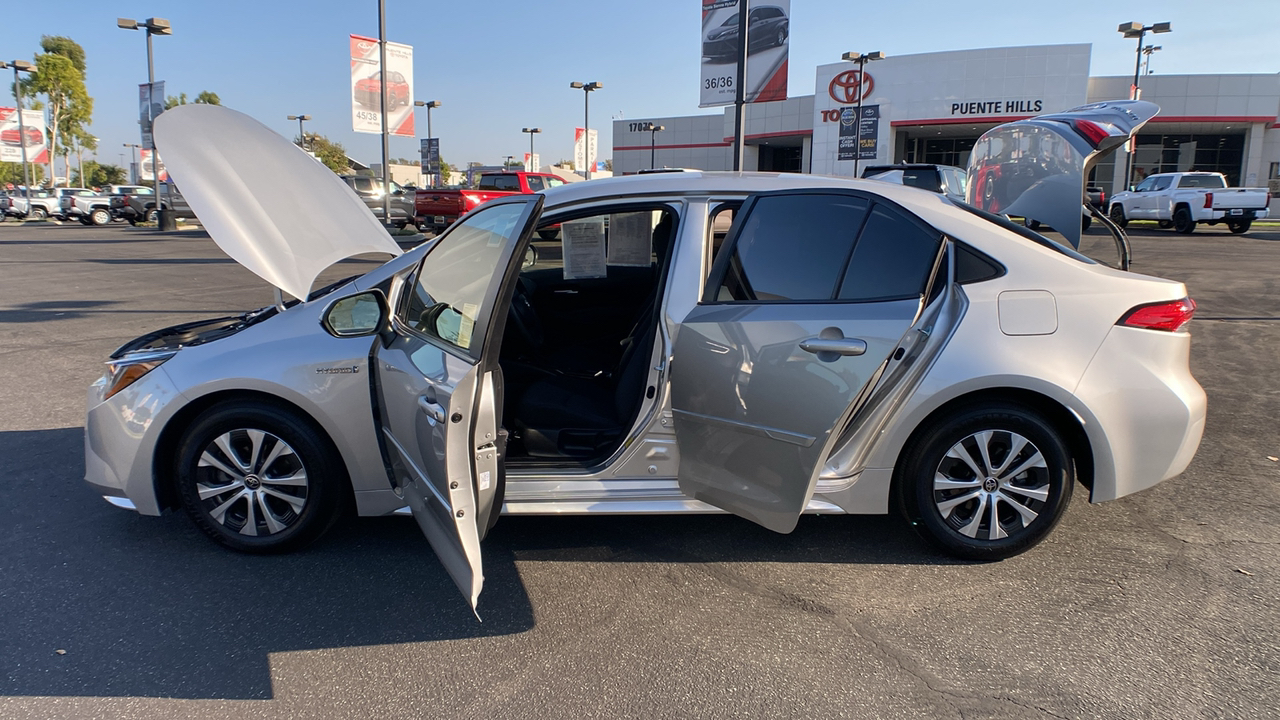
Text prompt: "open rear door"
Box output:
[[373, 195, 542, 613], [671, 189, 942, 533]]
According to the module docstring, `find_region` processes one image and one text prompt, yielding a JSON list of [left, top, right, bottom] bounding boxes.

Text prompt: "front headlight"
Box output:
[[101, 349, 178, 400]]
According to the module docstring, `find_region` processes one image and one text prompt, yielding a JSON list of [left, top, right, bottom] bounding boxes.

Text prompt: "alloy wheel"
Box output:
[[932, 429, 1049, 542], [194, 428, 309, 537]]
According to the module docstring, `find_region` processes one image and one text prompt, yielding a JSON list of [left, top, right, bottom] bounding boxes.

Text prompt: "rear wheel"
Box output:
[[899, 403, 1074, 560], [30, 207, 47, 220], [1174, 206, 1196, 234], [1227, 220, 1251, 234], [90, 208, 111, 226], [537, 229, 561, 241], [145, 208, 159, 224], [175, 401, 345, 553], [1108, 204, 1128, 229]]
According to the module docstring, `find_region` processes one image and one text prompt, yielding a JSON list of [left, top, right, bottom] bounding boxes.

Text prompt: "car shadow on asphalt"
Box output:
[[1, 426, 943, 701]]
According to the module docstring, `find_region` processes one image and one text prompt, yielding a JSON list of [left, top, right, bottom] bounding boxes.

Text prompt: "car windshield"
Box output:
[[720, 13, 738, 26], [952, 200, 1096, 264]]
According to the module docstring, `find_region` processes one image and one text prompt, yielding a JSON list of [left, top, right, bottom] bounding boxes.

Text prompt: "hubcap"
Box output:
[[195, 429, 308, 537], [932, 430, 1049, 542]]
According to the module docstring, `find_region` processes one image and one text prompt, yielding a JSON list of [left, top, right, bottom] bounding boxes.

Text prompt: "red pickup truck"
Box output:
[[416, 171, 566, 236]]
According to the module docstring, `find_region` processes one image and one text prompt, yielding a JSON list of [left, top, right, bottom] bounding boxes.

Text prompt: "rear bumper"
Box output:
[[1202, 208, 1269, 222], [1074, 325, 1206, 502]]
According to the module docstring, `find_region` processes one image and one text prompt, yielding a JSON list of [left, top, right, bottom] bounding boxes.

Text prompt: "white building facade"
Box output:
[[613, 44, 1280, 207]]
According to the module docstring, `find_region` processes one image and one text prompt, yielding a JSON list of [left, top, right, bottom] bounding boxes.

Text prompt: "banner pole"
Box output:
[[378, 0, 391, 228], [732, 1, 748, 171]]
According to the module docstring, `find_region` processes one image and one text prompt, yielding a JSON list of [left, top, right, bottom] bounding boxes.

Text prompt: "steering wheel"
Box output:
[[507, 277, 544, 349]]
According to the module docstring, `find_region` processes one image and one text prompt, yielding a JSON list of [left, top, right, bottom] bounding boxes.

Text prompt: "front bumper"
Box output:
[[353, 88, 379, 108], [84, 365, 187, 515]]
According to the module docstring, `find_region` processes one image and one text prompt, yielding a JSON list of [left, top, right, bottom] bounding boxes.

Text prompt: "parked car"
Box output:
[[702, 5, 789, 60], [352, 71, 410, 109], [1108, 171, 1271, 234], [126, 183, 192, 224], [61, 188, 115, 226], [6, 188, 60, 220], [49, 187, 94, 220], [415, 171, 566, 235], [862, 164, 968, 204], [339, 175, 416, 228], [108, 185, 155, 222], [87, 103, 1206, 612], [0, 126, 43, 147]]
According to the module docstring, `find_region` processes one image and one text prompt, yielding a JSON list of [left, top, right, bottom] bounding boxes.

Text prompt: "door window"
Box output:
[[1151, 176, 1173, 191], [1134, 177, 1156, 192], [402, 202, 526, 354], [524, 176, 545, 192], [838, 205, 942, 301], [713, 194, 870, 302]]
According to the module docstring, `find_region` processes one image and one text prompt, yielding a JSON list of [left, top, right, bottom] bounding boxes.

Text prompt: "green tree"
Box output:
[[33, 36, 92, 184], [71, 161, 126, 188], [40, 36, 86, 74], [24, 52, 90, 186], [1, 162, 46, 187], [193, 91, 221, 105], [164, 92, 189, 110], [297, 133, 348, 173]]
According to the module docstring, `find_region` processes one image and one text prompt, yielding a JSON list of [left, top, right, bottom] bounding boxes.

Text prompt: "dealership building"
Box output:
[[612, 43, 1280, 208]]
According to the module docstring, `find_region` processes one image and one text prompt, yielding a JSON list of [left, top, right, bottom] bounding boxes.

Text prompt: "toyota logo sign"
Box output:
[[829, 70, 874, 104]]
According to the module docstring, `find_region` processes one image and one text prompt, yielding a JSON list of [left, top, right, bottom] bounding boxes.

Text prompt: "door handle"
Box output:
[[418, 396, 447, 423], [799, 337, 867, 357]]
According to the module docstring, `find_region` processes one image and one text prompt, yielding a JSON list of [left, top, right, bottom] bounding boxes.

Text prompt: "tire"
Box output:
[[90, 208, 111, 226], [1227, 220, 1251, 234], [79, 217, 93, 225], [145, 208, 159, 224], [1081, 214, 1092, 232], [537, 229, 561, 241], [1108, 204, 1128, 229], [174, 401, 346, 553], [776, 27, 786, 46], [1157, 220, 1172, 229], [30, 207, 47, 220], [1173, 206, 1196, 234], [899, 403, 1074, 561]]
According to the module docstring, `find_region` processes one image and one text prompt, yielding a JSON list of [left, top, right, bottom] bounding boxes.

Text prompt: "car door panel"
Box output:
[[672, 300, 919, 533]]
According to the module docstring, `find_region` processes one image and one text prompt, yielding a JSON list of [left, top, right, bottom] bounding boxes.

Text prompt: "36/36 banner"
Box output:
[[699, 0, 789, 108], [0, 107, 49, 164], [350, 35, 415, 137]]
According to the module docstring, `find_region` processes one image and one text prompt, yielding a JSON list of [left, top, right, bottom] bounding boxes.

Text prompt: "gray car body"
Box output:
[[87, 171, 1205, 532]]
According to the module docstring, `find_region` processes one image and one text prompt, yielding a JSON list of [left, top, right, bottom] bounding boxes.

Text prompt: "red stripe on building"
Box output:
[[615, 141, 731, 151]]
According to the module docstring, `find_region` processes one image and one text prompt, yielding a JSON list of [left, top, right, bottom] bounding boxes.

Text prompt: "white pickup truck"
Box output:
[[1108, 171, 1270, 234]]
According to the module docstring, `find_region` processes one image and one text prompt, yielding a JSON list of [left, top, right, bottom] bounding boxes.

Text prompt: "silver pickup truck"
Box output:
[[3, 188, 61, 220], [61, 188, 114, 225], [1109, 171, 1271, 234]]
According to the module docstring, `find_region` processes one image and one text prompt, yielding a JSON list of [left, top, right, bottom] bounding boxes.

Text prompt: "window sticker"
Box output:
[[606, 212, 654, 267], [562, 218, 607, 279], [456, 302, 479, 350]]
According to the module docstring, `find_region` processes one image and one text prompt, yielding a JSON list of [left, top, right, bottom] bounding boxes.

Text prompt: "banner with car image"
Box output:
[[0, 107, 49, 165], [699, 0, 789, 107], [350, 35, 415, 137], [138, 148, 169, 183], [139, 81, 165, 149]]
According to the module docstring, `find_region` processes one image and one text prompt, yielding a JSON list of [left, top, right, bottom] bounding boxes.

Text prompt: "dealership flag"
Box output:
[[524, 152, 541, 173], [139, 81, 165, 149], [138, 148, 169, 182], [0, 107, 49, 164], [573, 128, 598, 173], [699, 0, 789, 108], [350, 35, 415, 137]]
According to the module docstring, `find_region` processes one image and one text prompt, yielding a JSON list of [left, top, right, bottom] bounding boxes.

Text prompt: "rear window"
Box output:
[[478, 175, 521, 191], [900, 168, 941, 193], [1177, 175, 1226, 189]]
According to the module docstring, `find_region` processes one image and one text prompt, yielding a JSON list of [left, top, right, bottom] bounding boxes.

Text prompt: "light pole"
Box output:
[[1142, 45, 1162, 75], [287, 115, 311, 151], [118, 16, 173, 228], [647, 123, 665, 169], [414, 100, 441, 187], [123, 143, 141, 183], [570, 82, 602, 179], [1, 60, 36, 190], [1119, 21, 1171, 190], [841, 51, 884, 179], [521, 127, 541, 170]]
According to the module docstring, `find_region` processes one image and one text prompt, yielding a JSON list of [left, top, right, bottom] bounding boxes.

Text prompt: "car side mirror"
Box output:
[[322, 290, 389, 338]]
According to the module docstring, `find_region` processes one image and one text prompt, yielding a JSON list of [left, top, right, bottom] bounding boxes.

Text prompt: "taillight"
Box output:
[[1118, 297, 1196, 332], [1098, 190, 1105, 205], [1203, 192, 1213, 209], [1070, 120, 1110, 148]]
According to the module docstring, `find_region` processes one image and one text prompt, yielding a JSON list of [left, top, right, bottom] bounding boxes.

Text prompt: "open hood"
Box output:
[[153, 104, 401, 300], [966, 100, 1158, 248]]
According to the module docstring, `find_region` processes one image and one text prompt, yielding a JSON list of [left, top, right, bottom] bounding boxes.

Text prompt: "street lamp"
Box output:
[[647, 123, 665, 170], [1142, 45, 1162, 75], [570, 81, 602, 179], [1, 60, 36, 190], [840, 51, 885, 178], [287, 115, 311, 151], [1119, 21, 1171, 190], [118, 16, 174, 228], [414, 100, 441, 187], [521, 127, 541, 170], [123, 143, 141, 184]]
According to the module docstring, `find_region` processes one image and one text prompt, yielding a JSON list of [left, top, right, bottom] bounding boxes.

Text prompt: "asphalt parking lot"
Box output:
[[1, 220, 1278, 719]]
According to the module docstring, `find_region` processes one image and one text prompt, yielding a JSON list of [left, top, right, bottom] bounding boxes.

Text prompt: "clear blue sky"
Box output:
[[2, 0, 1276, 173]]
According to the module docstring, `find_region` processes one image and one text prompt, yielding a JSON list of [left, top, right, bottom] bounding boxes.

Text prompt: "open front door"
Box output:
[[671, 190, 942, 533], [373, 195, 543, 612]]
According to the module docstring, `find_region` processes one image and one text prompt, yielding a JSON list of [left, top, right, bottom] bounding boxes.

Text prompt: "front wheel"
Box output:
[[30, 207, 47, 220], [145, 208, 159, 224], [899, 404, 1074, 560], [174, 401, 346, 553], [1173, 206, 1196, 234], [1108, 204, 1128, 229], [1227, 220, 1251, 234], [90, 208, 111, 226]]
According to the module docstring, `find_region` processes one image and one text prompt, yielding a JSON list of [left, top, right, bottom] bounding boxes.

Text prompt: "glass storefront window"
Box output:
[[1131, 133, 1245, 186]]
